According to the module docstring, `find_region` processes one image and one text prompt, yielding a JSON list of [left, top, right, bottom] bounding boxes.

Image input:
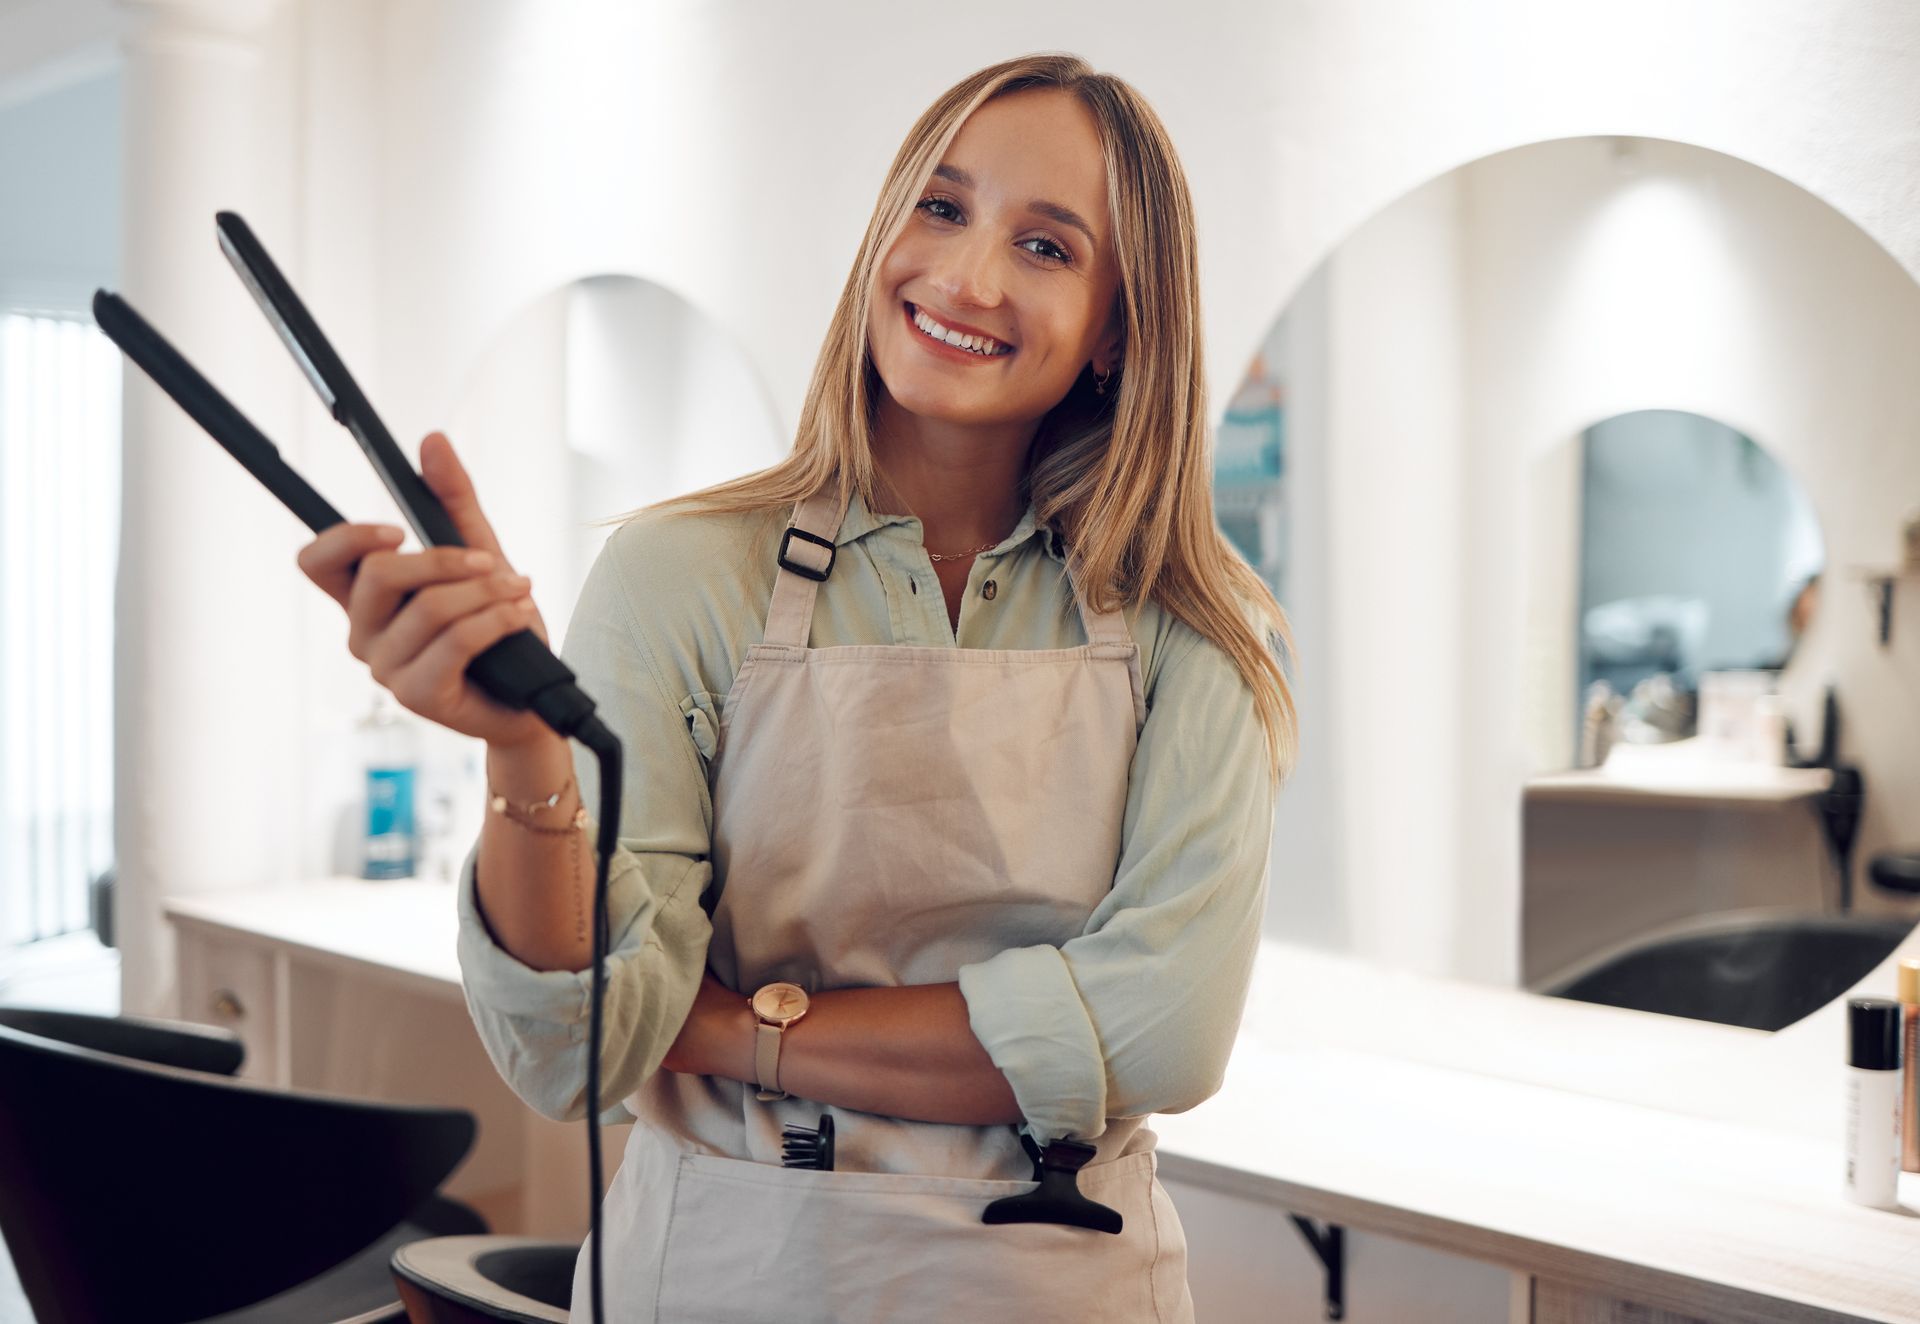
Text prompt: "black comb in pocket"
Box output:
[[781, 1114, 835, 1170]]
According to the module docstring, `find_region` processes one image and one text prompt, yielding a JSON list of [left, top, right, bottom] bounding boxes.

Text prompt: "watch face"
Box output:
[[752, 980, 809, 1023]]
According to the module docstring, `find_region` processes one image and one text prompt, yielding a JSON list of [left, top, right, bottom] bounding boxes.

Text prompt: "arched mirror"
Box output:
[[448, 274, 785, 650], [1535, 408, 1825, 764], [1223, 135, 1920, 1035], [386, 275, 785, 876]]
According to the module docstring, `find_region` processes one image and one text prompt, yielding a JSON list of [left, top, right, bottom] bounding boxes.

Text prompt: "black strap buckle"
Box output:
[[777, 525, 836, 582]]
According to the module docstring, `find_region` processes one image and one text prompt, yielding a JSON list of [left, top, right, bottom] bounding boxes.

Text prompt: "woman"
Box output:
[[300, 51, 1297, 1322]]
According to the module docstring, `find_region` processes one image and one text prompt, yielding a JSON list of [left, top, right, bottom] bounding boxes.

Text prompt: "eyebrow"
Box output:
[[930, 163, 1099, 250]]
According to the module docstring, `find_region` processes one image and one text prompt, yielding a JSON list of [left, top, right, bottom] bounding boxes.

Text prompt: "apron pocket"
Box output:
[[653, 1148, 1170, 1324]]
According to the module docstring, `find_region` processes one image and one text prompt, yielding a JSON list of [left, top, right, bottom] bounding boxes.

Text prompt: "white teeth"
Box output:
[[913, 306, 1008, 356]]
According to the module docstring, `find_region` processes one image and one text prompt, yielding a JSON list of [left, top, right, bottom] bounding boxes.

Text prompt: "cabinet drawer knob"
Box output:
[[211, 988, 245, 1020]]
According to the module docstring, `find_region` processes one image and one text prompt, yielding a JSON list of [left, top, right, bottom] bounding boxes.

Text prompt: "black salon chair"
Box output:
[[1870, 849, 1920, 899], [1541, 912, 1913, 1031], [0, 1004, 488, 1323]]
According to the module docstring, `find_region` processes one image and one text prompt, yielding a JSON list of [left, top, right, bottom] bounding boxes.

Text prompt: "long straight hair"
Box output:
[[593, 52, 1300, 787]]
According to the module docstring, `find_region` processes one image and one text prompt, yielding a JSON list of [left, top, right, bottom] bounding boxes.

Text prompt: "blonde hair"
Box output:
[[593, 52, 1299, 787]]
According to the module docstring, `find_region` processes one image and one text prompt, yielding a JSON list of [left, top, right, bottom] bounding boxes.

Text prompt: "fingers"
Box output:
[[343, 543, 513, 664], [362, 567, 533, 684], [384, 595, 541, 717], [419, 432, 509, 567], [295, 430, 506, 609], [296, 522, 406, 607]]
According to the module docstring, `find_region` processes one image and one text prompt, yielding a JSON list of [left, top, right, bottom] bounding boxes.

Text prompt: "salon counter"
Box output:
[[163, 879, 1920, 1323], [1154, 938, 1920, 1323]]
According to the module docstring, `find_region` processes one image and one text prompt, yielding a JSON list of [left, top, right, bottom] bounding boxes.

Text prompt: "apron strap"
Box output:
[[766, 486, 1134, 650], [764, 487, 849, 647]]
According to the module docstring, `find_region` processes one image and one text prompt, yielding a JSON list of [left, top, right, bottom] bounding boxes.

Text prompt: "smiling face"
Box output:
[[866, 88, 1125, 433]]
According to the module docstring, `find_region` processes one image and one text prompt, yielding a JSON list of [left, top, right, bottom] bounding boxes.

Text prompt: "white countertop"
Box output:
[[1150, 934, 1920, 1323], [165, 876, 464, 998], [1524, 737, 1835, 809], [1156, 1039, 1917, 1323], [164, 878, 1920, 1323]]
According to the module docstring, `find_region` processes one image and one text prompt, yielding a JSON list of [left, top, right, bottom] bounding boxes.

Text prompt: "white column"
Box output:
[[114, 0, 296, 1018]]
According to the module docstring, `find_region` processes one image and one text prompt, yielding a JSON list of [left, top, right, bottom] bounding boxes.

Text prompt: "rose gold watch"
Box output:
[[749, 980, 810, 1102]]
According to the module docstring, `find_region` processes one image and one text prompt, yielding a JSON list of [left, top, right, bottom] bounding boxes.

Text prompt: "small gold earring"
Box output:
[[1094, 367, 1114, 395]]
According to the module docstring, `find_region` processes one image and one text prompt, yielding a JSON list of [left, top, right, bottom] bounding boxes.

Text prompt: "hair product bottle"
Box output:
[[1845, 997, 1902, 1209], [359, 690, 419, 880], [1901, 961, 1920, 1174]]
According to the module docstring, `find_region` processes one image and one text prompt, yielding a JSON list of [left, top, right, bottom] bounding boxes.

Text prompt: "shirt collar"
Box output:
[[833, 486, 1067, 565]]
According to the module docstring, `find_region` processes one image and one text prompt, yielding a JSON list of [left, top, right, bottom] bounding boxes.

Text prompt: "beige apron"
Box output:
[[573, 487, 1195, 1322]]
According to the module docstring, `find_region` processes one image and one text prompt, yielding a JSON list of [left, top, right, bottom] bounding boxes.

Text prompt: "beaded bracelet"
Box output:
[[488, 771, 589, 835]]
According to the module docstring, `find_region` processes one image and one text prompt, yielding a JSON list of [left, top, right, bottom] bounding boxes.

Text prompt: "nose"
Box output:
[[925, 222, 1005, 312]]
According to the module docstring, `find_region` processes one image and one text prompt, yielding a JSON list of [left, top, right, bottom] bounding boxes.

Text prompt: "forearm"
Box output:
[[700, 980, 1024, 1126], [474, 732, 597, 971]]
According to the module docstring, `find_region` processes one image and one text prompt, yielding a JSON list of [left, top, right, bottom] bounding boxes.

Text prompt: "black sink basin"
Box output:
[[1539, 911, 1913, 1031]]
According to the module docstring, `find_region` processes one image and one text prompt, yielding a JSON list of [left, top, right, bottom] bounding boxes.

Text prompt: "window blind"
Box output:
[[0, 311, 120, 946]]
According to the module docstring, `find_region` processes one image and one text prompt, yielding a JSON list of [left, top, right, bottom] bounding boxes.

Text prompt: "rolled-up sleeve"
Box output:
[[454, 524, 715, 1125], [956, 625, 1278, 1145]]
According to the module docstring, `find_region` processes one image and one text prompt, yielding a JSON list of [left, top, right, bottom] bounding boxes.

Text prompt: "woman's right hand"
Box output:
[[295, 430, 555, 751]]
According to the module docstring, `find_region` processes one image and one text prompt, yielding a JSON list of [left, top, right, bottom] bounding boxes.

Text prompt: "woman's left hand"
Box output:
[[662, 968, 751, 1079]]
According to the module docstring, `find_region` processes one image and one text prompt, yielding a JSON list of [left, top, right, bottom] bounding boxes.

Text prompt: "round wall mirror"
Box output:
[[1225, 134, 1920, 1034]]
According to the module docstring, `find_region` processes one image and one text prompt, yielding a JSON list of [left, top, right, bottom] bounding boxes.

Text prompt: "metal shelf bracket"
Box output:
[[1288, 1213, 1346, 1320]]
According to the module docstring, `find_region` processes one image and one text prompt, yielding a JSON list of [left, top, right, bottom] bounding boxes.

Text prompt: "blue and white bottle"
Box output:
[[359, 691, 420, 879]]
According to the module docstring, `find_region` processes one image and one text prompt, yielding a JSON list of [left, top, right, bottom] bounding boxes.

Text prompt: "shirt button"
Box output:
[[982, 580, 997, 601]]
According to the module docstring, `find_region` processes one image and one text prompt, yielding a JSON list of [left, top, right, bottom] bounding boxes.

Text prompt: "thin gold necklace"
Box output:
[[926, 538, 1001, 562], [872, 478, 1014, 561]]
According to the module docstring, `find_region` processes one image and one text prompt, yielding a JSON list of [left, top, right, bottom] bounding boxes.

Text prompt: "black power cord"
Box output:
[[1784, 684, 1865, 913], [517, 692, 619, 1324], [571, 715, 621, 1324], [474, 681, 621, 1324]]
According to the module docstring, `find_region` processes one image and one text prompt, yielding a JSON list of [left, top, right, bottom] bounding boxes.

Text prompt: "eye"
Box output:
[[914, 196, 1074, 266], [1019, 236, 1073, 265]]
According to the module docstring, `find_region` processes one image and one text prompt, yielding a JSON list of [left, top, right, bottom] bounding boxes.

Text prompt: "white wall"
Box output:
[[1260, 264, 1347, 951], [1322, 170, 1473, 978]]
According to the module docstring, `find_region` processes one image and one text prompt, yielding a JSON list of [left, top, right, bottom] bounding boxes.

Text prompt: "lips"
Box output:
[[904, 302, 1014, 358]]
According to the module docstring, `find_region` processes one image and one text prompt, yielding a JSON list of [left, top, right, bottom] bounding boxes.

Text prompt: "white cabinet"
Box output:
[[1164, 1175, 1517, 1324], [174, 925, 281, 1084]]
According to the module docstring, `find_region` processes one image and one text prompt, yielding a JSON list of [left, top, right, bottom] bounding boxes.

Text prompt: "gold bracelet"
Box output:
[[488, 769, 594, 949], [489, 772, 589, 834]]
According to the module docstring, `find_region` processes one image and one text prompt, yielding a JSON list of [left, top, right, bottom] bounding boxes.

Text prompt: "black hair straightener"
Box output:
[[94, 212, 622, 1324]]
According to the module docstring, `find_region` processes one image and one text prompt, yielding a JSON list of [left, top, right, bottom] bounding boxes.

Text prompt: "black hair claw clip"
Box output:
[[781, 1114, 835, 1170], [981, 1132, 1123, 1234]]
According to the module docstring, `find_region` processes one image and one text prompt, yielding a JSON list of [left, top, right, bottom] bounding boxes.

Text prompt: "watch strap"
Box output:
[[755, 1020, 788, 1101]]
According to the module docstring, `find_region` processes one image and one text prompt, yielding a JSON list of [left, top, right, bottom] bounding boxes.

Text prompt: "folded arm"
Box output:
[[673, 972, 1022, 1125], [672, 624, 1279, 1142]]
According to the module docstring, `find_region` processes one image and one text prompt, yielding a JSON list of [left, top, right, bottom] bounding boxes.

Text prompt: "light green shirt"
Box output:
[[454, 486, 1279, 1144]]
